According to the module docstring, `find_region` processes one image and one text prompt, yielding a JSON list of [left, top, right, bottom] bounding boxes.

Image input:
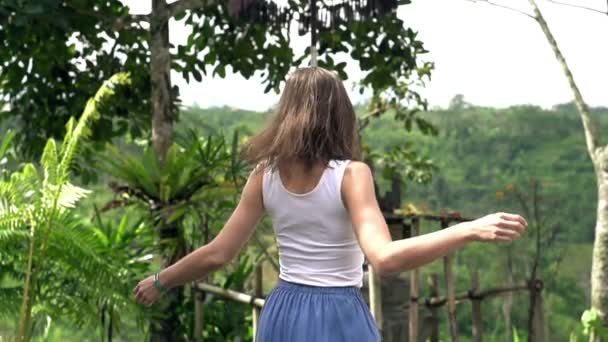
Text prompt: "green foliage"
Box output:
[[90, 207, 155, 340], [0, 1, 149, 158], [513, 327, 521, 342], [175, 105, 268, 138], [0, 130, 15, 160], [0, 129, 19, 180], [367, 144, 437, 186], [98, 129, 250, 340], [99, 130, 247, 225], [200, 254, 260, 342], [581, 308, 608, 339], [369, 103, 603, 244], [176, 0, 434, 101], [0, 73, 133, 341]]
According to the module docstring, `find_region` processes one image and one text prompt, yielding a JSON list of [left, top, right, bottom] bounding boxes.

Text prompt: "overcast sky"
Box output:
[[122, 0, 608, 111]]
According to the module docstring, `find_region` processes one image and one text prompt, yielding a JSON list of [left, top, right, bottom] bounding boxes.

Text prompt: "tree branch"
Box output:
[[528, 0, 600, 157], [547, 0, 608, 16], [358, 106, 385, 131], [167, 0, 215, 19], [112, 15, 150, 31], [64, 2, 149, 31], [465, 0, 535, 19]]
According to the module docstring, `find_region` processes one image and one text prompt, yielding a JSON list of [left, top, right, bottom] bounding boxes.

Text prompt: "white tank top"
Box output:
[[262, 160, 364, 287]]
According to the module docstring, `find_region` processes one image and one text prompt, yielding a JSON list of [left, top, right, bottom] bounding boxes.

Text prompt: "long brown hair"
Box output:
[[243, 67, 361, 170]]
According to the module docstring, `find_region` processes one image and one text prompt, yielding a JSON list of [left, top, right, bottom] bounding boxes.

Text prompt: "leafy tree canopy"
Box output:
[[0, 0, 432, 158]]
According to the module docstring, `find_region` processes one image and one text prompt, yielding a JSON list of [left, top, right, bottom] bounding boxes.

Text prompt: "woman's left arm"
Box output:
[[134, 169, 265, 306]]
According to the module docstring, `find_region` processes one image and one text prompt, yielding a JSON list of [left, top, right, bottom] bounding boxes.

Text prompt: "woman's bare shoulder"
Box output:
[[343, 161, 374, 192], [344, 161, 372, 178]]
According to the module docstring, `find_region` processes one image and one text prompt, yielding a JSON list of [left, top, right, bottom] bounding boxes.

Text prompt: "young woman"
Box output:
[[133, 67, 527, 341]]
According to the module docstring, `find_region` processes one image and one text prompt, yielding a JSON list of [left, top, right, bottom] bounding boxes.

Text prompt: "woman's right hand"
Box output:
[[465, 212, 528, 243]]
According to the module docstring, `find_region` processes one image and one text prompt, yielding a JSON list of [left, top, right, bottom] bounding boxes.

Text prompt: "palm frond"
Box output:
[[101, 132, 247, 214], [100, 145, 159, 198]]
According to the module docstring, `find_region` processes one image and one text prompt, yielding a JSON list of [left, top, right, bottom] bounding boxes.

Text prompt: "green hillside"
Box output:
[[182, 103, 604, 243]]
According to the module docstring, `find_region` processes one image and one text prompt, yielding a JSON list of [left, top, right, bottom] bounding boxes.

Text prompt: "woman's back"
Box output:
[[263, 160, 364, 287]]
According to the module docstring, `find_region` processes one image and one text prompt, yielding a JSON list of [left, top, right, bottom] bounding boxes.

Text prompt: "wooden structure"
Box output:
[[375, 213, 546, 342]]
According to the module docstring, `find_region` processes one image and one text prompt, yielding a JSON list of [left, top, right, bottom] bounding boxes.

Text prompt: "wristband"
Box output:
[[154, 272, 169, 294]]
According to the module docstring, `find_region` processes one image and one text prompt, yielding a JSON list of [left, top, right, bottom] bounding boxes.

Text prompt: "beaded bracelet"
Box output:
[[154, 272, 169, 294]]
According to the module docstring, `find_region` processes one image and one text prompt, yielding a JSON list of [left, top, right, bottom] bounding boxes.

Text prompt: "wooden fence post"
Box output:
[[530, 279, 545, 342], [369, 264, 383, 335], [442, 219, 460, 342], [252, 262, 263, 341], [409, 217, 420, 342], [470, 271, 483, 342], [428, 274, 440, 342]]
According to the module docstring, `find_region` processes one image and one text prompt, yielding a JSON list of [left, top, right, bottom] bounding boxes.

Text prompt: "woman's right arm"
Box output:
[[342, 161, 527, 275]]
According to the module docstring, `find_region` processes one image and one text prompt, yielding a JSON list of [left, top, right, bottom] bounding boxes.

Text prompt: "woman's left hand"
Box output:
[[133, 275, 162, 306]]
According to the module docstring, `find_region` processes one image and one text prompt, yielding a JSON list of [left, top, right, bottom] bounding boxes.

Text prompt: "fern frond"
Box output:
[[0, 195, 17, 214], [32, 297, 97, 328], [5, 74, 132, 338], [0, 213, 26, 232], [57, 183, 91, 208], [0, 196, 28, 231], [0, 227, 29, 245], [21, 163, 41, 187], [58, 73, 131, 183], [48, 213, 122, 288], [61, 118, 75, 155], [0, 164, 41, 207], [40, 139, 59, 185]]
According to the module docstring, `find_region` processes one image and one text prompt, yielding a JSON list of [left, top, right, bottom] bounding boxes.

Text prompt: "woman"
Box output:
[[134, 66, 527, 341]]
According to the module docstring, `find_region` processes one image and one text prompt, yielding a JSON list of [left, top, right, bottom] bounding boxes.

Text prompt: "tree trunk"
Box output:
[[149, 1, 182, 341], [527, 0, 607, 333], [150, 0, 174, 167], [593, 164, 608, 328]]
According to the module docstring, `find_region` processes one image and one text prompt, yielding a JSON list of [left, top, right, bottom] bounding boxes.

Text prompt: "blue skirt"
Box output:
[[256, 279, 381, 342]]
